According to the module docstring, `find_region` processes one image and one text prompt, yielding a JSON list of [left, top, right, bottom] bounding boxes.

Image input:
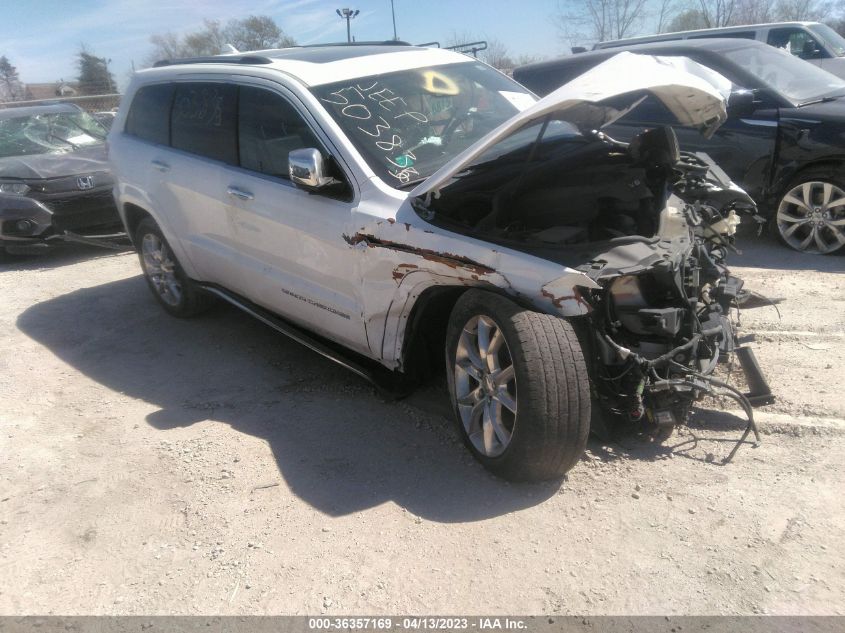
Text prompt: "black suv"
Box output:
[[515, 39, 845, 254], [0, 103, 121, 258]]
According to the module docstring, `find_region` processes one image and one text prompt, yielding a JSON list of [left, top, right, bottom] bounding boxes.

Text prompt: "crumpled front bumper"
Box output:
[[1, 189, 121, 246], [0, 195, 54, 243]]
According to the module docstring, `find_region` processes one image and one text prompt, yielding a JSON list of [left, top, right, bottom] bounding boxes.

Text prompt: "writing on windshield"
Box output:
[[320, 79, 431, 184], [313, 62, 533, 188]]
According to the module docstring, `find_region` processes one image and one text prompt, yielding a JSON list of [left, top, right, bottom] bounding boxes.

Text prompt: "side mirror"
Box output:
[[289, 148, 336, 190], [727, 90, 756, 117]]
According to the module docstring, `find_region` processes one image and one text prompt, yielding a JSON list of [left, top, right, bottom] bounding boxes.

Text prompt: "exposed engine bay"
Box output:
[[418, 124, 774, 453]]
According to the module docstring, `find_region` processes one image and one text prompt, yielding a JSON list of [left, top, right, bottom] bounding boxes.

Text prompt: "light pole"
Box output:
[[336, 8, 360, 43], [104, 57, 113, 94], [390, 0, 398, 40]]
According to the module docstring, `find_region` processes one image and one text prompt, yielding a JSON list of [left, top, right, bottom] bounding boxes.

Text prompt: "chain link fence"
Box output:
[[0, 93, 121, 113]]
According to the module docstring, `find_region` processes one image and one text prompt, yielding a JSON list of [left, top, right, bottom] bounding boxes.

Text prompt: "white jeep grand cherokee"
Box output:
[[109, 44, 770, 481]]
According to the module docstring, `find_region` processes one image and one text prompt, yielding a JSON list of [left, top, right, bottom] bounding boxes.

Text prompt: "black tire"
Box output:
[[445, 289, 591, 482], [773, 168, 845, 254], [135, 217, 214, 318], [0, 243, 29, 263]]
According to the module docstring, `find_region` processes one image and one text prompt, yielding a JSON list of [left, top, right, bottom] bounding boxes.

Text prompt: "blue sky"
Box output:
[[1, 0, 567, 90]]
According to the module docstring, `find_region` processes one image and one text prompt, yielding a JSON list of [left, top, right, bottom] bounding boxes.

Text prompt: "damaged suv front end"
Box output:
[[116, 47, 773, 482], [325, 52, 772, 469]]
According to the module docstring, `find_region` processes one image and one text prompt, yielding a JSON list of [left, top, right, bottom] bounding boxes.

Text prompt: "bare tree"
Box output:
[[555, 0, 649, 44], [732, 0, 776, 23], [655, 0, 681, 32], [514, 53, 543, 66], [148, 32, 186, 60], [664, 0, 838, 32], [147, 15, 296, 65], [443, 32, 532, 70], [444, 30, 482, 48], [775, 0, 833, 20], [0, 55, 25, 102], [182, 19, 227, 56], [483, 39, 515, 70], [696, 0, 737, 27], [666, 8, 708, 31], [224, 15, 296, 51]]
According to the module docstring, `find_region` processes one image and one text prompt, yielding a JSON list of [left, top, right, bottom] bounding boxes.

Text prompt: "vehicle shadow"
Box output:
[[588, 428, 755, 467], [733, 232, 845, 272], [16, 276, 561, 522], [0, 243, 133, 271]]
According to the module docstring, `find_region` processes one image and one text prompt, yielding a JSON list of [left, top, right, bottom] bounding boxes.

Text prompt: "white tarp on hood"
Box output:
[[410, 52, 732, 199]]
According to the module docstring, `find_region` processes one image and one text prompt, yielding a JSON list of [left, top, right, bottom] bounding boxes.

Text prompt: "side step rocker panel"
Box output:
[[199, 284, 414, 399]]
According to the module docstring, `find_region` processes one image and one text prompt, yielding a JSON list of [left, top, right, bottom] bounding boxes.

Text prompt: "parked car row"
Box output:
[[515, 38, 845, 254], [591, 21, 845, 81]]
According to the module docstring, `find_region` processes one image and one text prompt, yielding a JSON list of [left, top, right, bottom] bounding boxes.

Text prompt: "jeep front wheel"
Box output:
[[445, 290, 590, 482]]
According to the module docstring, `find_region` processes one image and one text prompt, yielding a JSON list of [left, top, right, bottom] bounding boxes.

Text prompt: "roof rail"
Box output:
[[444, 40, 488, 57], [152, 55, 273, 68], [302, 40, 412, 47]]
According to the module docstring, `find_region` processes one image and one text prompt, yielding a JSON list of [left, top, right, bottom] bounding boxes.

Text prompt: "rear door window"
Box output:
[[125, 84, 174, 145], [237, 85, 321, 179], [170, 83, 238, 164]]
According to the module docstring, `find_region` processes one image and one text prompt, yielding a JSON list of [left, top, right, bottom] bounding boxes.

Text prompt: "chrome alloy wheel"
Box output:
[[141, 232, 182, 306], [454, 315, 517, 457], [777, 181, 845, 254]]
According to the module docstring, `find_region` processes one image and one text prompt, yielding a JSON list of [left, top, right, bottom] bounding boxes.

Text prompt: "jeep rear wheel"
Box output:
[[135, 218, 213, 317], [776, 172, 845, 254], [446, 290, 590, 482]]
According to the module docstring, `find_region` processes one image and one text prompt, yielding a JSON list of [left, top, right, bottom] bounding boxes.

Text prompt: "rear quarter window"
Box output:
[[170, 83, 238, 164], [125, 84, 174, 145]]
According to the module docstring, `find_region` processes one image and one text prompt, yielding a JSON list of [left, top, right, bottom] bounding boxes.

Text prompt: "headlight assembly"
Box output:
[[0, 182, 31, 195]]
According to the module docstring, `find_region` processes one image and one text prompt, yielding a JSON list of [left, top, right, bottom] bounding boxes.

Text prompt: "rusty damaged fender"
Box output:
[[344, 212, 600, 369]]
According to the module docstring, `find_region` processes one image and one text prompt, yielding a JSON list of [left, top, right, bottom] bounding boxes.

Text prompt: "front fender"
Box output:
[[350, 216, 599, 368]]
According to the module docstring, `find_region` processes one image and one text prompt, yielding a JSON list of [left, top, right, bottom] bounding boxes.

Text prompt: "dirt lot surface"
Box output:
[[1, 236, 843, 615]]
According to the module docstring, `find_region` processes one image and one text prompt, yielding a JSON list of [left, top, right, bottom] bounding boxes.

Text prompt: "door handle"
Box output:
[[227, 186, 254, 201], [151, 159, 170, 172]]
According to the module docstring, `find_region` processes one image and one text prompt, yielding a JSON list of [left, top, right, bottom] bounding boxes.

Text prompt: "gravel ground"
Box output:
[[0, 234, 843, 615]]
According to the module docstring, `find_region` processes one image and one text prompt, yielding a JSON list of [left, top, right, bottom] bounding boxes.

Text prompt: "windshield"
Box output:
[[312, 61, 536, 188], [810, 23, 845, 57], [0, 110, 107, 159], [721, 43, 845, 104]]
